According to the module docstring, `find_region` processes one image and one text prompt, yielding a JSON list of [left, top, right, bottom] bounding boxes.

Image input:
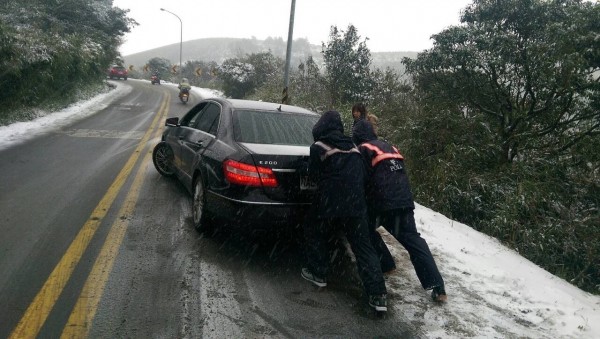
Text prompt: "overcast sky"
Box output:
[[112, 0, 474, 56]]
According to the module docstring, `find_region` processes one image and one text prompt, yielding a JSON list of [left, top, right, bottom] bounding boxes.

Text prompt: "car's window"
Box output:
[[194, 103, 220, 135], [234, 110, 318, 146], [180, 102, 207, 127]]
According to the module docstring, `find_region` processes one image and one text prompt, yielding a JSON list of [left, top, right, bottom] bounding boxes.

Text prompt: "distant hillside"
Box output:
[[122, 37, 417, 74]]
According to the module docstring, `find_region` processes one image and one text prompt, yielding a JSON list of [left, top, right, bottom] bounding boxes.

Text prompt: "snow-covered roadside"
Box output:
[[0, 81, 133, 151], [1, 80, 598, 338], [0, 80, 222, 151], [383, 203, 600, 338]]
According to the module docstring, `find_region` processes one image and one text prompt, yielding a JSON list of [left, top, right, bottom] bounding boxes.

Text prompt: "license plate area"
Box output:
[[300, 175, 317, 190]]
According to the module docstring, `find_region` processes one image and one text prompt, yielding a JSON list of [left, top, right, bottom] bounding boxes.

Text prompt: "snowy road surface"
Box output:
[[0, 80, 598, 338]]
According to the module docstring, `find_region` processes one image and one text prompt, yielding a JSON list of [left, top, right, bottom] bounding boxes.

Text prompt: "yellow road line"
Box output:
[[61, 119, 165, 338], [9, 94, 170, 339]]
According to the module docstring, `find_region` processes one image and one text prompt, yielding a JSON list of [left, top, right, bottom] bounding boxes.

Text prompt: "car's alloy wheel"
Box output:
[[152, 142, 174, 177], [193, 178, 213, 234]]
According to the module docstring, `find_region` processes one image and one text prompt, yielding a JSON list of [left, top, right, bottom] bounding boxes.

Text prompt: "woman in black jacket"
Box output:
[[302, 110, 388, 312], [352, 119, 448, 302]]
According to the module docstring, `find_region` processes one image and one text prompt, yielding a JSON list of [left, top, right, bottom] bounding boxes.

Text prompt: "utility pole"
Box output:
[[282, 0, 296, 104]]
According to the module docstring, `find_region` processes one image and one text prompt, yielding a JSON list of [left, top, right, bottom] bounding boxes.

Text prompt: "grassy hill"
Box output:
[[122, 37, 418, 74]]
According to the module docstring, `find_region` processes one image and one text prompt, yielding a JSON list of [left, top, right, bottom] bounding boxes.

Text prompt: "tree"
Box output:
[[0, 0, 135, 116], [218, 58, 255, 98], [401, 0, 600, 294], [218, 51, 283, 99], [181, 60, 220, 86], [366, 67, 415, 140], [322, 25, 373, 106], [246, 51, 282, 87], [288, 56, 329, 111], [146, 57, 174, 81], [403, 0, 600, 163]]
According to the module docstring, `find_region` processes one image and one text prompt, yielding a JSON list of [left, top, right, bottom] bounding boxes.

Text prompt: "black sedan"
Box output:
[[152, 98, 320, 234]]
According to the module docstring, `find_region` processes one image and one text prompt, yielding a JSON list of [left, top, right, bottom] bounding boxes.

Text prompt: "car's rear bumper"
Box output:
[[206, 190, 311, 230]]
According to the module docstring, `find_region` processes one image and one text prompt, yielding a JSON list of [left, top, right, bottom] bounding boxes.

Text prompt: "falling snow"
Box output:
[[1, 80, 598, 338]]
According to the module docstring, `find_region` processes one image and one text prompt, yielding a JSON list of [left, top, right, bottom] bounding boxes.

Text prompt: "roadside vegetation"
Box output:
[[0, 0, 135, 125], [211, 0, 600, 294], [1, 0, 598, 294]]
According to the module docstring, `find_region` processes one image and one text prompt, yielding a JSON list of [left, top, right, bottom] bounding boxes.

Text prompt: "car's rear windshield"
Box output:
[[233, 110, 318, 146]]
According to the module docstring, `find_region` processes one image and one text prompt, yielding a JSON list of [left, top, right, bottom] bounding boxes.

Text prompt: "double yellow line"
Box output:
[[10, 93, 171, 339]]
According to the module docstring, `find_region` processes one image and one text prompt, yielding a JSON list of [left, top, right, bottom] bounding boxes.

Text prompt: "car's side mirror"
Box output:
[[165, 117, 179, 127]]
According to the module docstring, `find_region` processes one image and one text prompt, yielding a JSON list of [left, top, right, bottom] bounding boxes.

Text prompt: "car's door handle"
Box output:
[[195, 140, 203, 147]]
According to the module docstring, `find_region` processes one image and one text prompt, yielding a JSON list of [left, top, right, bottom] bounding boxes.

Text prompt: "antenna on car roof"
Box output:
[[277, 105, 282, 112]]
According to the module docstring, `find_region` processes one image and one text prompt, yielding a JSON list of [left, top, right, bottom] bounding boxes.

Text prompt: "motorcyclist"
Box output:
[[178, 77, 191, 101], [151, 72, 160, 84], [178, 78, 191, 91]]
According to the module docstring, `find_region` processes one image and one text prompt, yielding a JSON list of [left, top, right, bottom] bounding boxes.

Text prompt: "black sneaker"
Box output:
[[301, 267, 327, 287], [431, 285, 448, 303], [369, 294, 388, 312]]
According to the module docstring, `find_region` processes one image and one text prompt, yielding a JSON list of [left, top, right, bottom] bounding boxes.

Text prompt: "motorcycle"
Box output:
[[151, 75, 160, 85], [179, 88, 190, 104]]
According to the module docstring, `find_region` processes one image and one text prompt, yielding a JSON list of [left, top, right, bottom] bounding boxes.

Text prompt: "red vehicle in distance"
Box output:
[[107, 65, 128, 80]]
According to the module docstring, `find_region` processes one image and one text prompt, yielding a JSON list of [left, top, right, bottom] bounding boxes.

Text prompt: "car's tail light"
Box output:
[[223, 159, 278, 187]]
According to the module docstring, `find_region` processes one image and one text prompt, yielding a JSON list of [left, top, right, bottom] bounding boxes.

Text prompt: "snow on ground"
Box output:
[[383, 204, 600, 338], [0, 80, 220, 151], [1, 80, 598, 338], [0, 83, 132, 151]]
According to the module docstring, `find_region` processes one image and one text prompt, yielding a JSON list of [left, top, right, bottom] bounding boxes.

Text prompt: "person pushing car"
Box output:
[[352, 118, 448, 303], [301, 110, 388, 312]]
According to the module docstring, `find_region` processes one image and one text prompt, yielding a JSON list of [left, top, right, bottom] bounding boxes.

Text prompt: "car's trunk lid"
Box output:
[[239, 142, 316, 202]]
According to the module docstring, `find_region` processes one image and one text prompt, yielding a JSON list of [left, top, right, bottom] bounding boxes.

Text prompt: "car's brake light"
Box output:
[[223, 159, 278, 187]]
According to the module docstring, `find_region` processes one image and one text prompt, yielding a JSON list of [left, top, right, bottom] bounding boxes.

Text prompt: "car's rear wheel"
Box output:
[[152, 142, 175, 177], [193, 178, 214, 234]]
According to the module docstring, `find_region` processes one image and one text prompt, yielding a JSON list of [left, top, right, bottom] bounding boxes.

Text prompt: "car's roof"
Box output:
[[210, 98, 317, 115]]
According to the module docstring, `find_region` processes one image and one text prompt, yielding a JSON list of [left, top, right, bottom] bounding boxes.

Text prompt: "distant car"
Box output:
[[108, 65, 128, 80], [152, 98, 319, 235]]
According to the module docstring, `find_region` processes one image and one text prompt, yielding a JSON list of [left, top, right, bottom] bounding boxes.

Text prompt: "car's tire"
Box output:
[[193, 177, 214, 234], [152, 142, 175, 177]]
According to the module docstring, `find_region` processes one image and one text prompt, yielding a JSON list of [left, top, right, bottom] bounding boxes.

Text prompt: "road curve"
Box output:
[[0, 79, 420, 338]]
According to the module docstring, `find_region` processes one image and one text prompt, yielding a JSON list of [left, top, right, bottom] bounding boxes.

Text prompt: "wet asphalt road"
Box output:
[[0, 80, 420, 338]]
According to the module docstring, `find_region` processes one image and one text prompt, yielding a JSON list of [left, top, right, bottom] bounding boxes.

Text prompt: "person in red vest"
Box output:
[[302, 110, 388, 312], [352, 118, 448, 302]]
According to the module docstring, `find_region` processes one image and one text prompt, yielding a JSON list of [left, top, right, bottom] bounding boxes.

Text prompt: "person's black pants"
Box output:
[[368, 208, 444, 290], [303, 214, 387, 296]]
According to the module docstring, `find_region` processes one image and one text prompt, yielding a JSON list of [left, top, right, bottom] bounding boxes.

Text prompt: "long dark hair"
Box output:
[[352, 102, 367, 120]]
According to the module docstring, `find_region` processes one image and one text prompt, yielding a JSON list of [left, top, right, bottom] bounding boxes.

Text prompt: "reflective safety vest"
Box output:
[[314, 141, 360, 161], [359, 142, 404, 167]]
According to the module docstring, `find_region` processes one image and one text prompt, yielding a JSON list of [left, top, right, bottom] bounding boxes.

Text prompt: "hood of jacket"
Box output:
[[352, 119, 377, 145], [312, 110, 354, 150]]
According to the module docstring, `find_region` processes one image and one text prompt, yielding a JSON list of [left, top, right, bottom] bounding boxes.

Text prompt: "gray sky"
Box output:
[[112, 0, 473, 56]]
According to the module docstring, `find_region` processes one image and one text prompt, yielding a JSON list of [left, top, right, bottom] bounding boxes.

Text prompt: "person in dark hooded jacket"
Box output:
[[301, 110, 388, 312], [352, 119, 448, 303]]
